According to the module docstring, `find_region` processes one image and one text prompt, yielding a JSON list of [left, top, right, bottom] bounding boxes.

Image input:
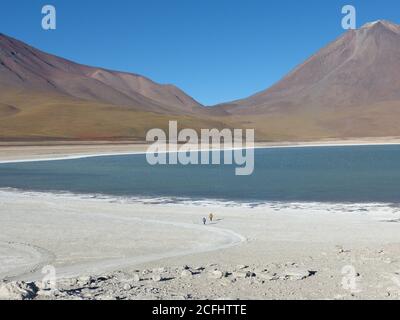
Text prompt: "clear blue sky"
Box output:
[[1, 0, 400, 105]]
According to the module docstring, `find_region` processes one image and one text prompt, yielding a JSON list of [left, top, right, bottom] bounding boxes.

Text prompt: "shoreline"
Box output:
[[2, 138, 400, 164], [1, 187, 399, 208]]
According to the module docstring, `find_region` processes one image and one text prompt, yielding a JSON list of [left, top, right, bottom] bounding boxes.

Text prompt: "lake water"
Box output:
[[1, 145, 400, 204]]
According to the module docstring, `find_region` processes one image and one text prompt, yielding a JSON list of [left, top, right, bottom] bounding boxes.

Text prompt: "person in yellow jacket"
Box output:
[[209, 213, 214, 222]]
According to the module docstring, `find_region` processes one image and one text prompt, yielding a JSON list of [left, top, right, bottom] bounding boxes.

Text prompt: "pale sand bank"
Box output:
[[2, 136, 400, 163], [1, 190, 400, 299]]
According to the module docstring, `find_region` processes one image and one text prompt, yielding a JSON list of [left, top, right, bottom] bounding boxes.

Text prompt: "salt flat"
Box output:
[[1, 190, 400, 299]]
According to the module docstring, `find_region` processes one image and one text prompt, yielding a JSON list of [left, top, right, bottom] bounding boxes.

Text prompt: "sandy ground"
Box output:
[[1, 190, 400, 300]]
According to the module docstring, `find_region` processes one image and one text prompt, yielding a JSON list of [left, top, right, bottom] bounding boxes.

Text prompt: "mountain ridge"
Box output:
[[0, 33, 232, 141], [3, 20, 400, 141], [0, 32, 203, 115]]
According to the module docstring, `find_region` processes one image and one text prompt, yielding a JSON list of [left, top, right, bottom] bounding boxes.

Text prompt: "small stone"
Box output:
[[152, 274, 164, 282], [181, 270, 193, 278], [82, 292, 93, 299], [123, 283, 132, 291], [132, 274, 141, 282], [78, 276, 91, 285], [96, 275, 109, 282], [209, 270, 224, 279]]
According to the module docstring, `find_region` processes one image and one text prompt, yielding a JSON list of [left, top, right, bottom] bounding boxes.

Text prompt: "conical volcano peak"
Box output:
[[218, 17, 400, 139], [360, 20, 400, 33]]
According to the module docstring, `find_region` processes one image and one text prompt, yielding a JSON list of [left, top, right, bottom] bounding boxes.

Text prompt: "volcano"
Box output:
[[217, 20, 400, 140]]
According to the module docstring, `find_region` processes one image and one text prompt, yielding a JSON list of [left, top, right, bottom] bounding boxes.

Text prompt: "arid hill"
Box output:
[[217, 20, 400, 141], [0, 33, 228, 141]]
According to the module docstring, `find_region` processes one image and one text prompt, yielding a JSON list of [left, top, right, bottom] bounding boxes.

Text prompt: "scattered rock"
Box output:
[[285, 262, 298, 267], [96, 275, 109, 282], [0, 263, 325, 299], [0, 282, 38, 300], [233, 271, 255, 279], [282, 269, 316, 281], [257, 273, 276, 281], [37, 288, 62, 298], [336, 246, 350, 254]]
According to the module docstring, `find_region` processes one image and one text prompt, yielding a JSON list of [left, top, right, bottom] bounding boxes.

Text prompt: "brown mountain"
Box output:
[[0, 33, 203, 114], [0, 33, 230, 141], [218, 20, 400, 141]]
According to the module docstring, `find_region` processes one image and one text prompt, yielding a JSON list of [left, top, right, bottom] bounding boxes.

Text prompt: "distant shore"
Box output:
[[1, 136, 400, 163]]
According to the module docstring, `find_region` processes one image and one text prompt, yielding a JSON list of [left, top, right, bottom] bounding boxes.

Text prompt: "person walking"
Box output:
[[209, 213, 214, 222], [202, 217, 207, 225]]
